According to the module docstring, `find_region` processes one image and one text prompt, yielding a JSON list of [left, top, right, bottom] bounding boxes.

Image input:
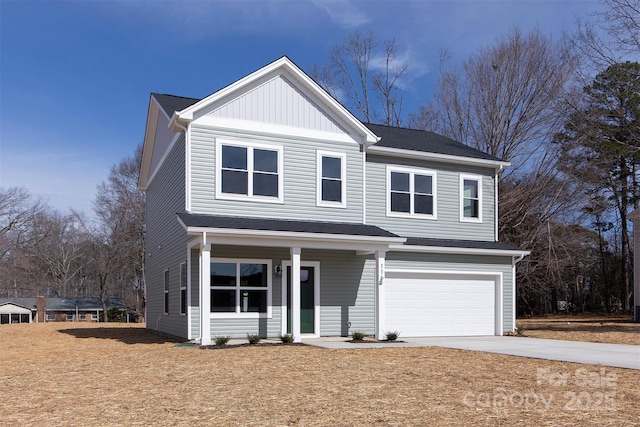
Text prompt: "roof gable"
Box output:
[[173, 56, 379, 145]]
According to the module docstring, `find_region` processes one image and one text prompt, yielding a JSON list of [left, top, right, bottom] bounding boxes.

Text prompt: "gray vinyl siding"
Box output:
[[145, 133, 189, 338], [190, 245, 374, 339], [189, 124, 363, 223], [304, 249, 374, 336], [366, 154, 496, 241], [149, 112, 178, 175], [386, 252, 514, 332]]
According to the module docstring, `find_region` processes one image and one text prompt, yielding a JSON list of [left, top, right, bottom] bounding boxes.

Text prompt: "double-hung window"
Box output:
[[217, 141, 283, 202], [180, 262, 187, 315], [387, 166, 437, 218], [210, 259, 272, 317], [317, 151, 346, 207], [460, 174, 482, 222]]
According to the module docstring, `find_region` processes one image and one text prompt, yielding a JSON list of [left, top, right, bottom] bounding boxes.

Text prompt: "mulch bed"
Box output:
[[1, 322, 638, 426]]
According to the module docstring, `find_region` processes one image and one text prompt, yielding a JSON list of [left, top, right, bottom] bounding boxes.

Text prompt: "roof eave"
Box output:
[[389, 243, 530, 257], [367, 145, 510, 169]]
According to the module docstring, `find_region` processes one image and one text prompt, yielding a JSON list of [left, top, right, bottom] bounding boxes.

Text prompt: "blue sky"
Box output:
[[0, 0, 600, 216]]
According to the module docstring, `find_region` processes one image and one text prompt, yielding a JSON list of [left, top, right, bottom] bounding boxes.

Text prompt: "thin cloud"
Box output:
[[312, 0, 371, 28]]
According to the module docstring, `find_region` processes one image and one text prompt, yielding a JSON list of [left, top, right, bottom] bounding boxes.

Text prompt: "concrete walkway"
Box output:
[[304, 336, 640, 370]]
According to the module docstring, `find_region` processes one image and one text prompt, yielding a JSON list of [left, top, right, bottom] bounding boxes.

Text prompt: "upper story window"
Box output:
[[216, 140, 283, 203], [460, 174, 482, 222], [316, 151, 346, 207], [386, 166, 437, 219]]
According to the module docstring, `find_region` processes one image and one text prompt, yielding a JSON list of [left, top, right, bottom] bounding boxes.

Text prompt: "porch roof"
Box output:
[[177, 212, 405, 251], [392, 237, 529, 257]]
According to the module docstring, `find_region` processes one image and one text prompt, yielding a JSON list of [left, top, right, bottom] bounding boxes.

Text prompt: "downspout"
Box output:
[[362, 144, 367, 224]]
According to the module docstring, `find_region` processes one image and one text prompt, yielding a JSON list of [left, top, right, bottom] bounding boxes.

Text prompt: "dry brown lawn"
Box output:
[[1, 323, 638, 426], [519, 314, 640, 345]]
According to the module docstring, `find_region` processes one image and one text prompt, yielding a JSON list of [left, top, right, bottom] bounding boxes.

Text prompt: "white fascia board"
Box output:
[[175, 57, 379, 145], [367, 145, 511, 169], [183, 225, 405, 251], [193, 115, 358, 145], [389, 243, 530, 258]]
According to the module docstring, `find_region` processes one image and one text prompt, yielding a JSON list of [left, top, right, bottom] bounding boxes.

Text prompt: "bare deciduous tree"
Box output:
[[311, 29, 408, 126], [93, 144, 146, 319], [411, 27, 576, 173], [572, 0, 640, 75]]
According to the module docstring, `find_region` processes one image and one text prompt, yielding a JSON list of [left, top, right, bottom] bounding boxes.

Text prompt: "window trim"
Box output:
[[210, 258, 273, 319], [460, 173, 483, 223], [164, 268, 170, 315], [316, 150, 347, 208], [386, 165, 437, 219], [180, 262, 187, 316], [215, 140, 284, 203]]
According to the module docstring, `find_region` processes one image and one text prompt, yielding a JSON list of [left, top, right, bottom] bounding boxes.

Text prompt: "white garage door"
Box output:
[[385, 272, 498, 337]]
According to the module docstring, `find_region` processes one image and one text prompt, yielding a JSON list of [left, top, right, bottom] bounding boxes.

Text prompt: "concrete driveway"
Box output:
[[305, 336, 640, 370]]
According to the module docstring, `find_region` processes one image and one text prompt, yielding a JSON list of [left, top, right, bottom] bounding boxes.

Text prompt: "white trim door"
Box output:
[[384, 270, 502, 337], [281, 261, 320, 337]]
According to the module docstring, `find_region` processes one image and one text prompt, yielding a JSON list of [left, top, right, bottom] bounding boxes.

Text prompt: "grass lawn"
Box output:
[[1, 322, 638, 426], [519, 314, 640, 345]]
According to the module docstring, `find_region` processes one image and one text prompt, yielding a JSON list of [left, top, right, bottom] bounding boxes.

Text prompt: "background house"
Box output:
[[139, 57, 529, 344], [0, 297, 127, 323]]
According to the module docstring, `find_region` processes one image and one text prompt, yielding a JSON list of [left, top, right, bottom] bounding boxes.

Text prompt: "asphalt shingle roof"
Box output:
[[365, 123, 503, 162], [152, 93, 200, 117], [404, 237, 524, 251], [178, 212, 400, 238]]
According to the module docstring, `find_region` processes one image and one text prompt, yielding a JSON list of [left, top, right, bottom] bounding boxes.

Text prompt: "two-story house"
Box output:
[[138, 57, 528, 345]]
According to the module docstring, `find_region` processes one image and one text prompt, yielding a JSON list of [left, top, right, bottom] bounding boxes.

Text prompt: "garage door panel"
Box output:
[[385, 273, 496, 337]]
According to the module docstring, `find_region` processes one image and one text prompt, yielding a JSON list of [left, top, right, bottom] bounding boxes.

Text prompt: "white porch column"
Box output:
[[200, 237, 211, 346], [291, 247, 302, 343], [375, 250, 386, 340]]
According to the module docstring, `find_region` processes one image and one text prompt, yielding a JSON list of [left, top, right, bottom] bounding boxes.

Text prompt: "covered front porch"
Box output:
[[178, 213, 404, 345]]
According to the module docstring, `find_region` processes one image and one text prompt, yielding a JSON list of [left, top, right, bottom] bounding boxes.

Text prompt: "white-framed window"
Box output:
[[79, 314, 87, 320], [180, 262, 187, 315], [386, 166, 437, 218], [66, 314, 74, 321], [460, 174, 482, 222], [215, 140, 283, 203], [210, 258, 272, 318], [46, 314, 55, 321], [164, 269, 170, 315], [91, 313, 98, 321], [316, 150, 346, 207]]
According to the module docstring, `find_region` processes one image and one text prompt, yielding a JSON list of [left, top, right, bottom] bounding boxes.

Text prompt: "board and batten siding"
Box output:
[[189, 124, 364, 223], [145, 133, 189, 338], [366, 154, 496, 241], [205, 74, 347, 134], [385, 252, 514, 332]]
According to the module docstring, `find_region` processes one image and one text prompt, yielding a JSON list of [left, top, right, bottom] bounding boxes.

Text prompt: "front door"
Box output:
[[286, 266, 315, 334]]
